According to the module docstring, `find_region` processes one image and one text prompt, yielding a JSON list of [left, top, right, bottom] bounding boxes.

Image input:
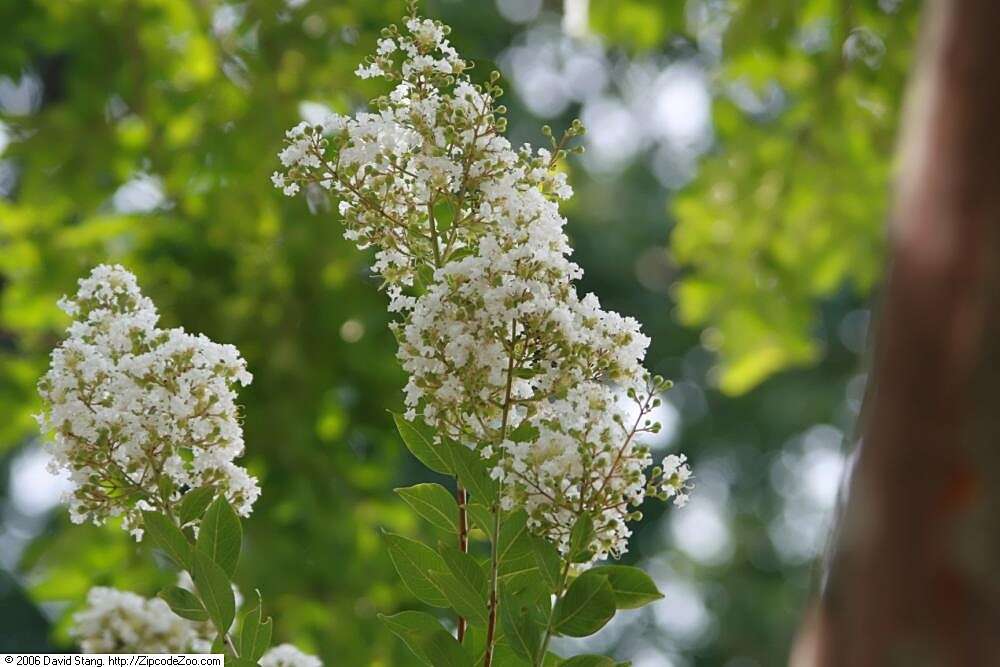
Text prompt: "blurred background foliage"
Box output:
[[0, 0, 919, 664]]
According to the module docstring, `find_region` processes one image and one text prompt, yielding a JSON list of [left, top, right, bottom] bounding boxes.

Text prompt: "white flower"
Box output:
[[71, 587, 208, 653], [660, 453, 694, 508], [260, 644, 323, 667], [355, 63, 385, 79], [274, 11, 691, 560], [376, 38, 397, 55], [36, 265, 259, 540]]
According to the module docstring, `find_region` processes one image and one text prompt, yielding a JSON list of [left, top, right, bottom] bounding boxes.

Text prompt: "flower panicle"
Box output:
[[36, 264, 259, 541], [274, 12, 692, 561]]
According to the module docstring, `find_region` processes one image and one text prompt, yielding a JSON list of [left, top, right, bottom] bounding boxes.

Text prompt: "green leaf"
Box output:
[[529, 535, 562, 594], [447, 441, 496, 506], [467, 502, 495, 543], [498, 511, 535, 577], [515, 573, 553, 611], [392, 412, 452, 475], [553, 573, 615, 637], [432, 199, 455, 230], [489, 644, 533, 666], [498, 511, 529, 558], [560, 656, 616, 667], [508, 421, 538, 443], [177, 487, 216, 526], [396, 483, 460, 533], [238, 590, 272, 662], [586, 565, 663, 609], [568, 515, 595, 563], [379, 611, 446, 666], [502, 569, 551, 607], [384, 532, 449, 607], [431, 570, 488, 628], [433, 546, 488, 626], [157, 475, 176, 504], [440, 546, 487, 595], [227, 660, 260, 667], [419, 628, 473, 667], [197, 497, 242, 578], [191, 549, 236, 634], [158, 586, 208, 622], [500, 589, 543, 663], [141, 511, 192, 570]]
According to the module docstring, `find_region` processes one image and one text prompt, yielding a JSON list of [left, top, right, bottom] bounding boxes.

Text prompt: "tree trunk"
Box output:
[[811, 1, 1000, 665]]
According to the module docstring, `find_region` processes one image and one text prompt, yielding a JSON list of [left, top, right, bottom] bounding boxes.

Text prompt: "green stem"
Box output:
[[427, 198, 468, 643], [428, 199, 443, 267], [483, 319, 518, 667], [223, 631, 241, 658], [457, 483, 469, 644], [535, 559, 573, 666]]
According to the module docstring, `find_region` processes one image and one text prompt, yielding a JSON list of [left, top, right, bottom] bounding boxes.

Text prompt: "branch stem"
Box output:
[[536, 559, 573, 666], [483, 318, 518, 667], [457, 483, 469, 643]]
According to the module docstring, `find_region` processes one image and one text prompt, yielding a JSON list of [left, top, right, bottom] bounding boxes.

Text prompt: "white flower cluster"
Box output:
[[36, 265, 260, 540], [271, 15, 569, 309], [660, 453, 693, 508], [274, 12, 690, 559], [72, 586, 321, 665], [71, 587, 211, 654], [259, 644, 324, 667]]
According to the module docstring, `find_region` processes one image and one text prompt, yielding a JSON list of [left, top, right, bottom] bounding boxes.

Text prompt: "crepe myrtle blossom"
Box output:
[[71, 586, 211, 654], [272, 15, 571, 312], [72, 585, 319, 664], [259, 644, 324, 667], [35, 265, 259, 540], [495, 380, 669, 559], [658, 453, 694, 508], [274, 10, 691, 560]]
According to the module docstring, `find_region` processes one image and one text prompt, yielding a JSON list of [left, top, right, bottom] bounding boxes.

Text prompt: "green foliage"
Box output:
[[393, 412, 454, 475], [670, 0, 921, 392], [159, 586, 209, 622], [500, 588, 544, 663], [589, 0, 684, 52], [384, 532, 450, 608], [567, 515, 596, 564], [552, 574, 616, 638], [143, 499, 266, 659], [197, 497, 243, 579], [432, 547, 489, 627], [240, 592, 274, 663], [383, 402, 664, 664], [396, 483, 461, 534], [141, 511, 193, 571], [178, 487, 216, 527], [419, 628, 474, 667], [496, 512, 537, 580], [447, 440, 498, 507], [586, 565, 663, 609], [380, 611, 449, 666], [468, 502, 497, 543], [529, 536, 562, 595], [191, 541, 237, 639]]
